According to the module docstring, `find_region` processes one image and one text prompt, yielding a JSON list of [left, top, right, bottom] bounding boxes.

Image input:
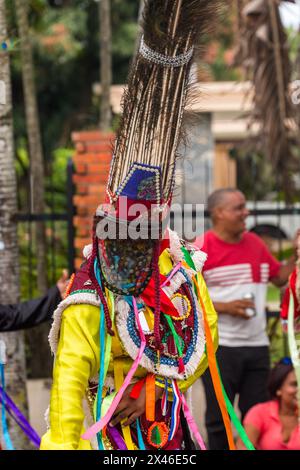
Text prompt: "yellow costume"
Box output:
[[39, 0, 227, 452], [41, 248, 218, 450]]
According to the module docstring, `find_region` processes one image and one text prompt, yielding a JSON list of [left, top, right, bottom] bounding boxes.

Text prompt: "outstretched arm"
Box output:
[[40, 304, 100, 450], [0, 286, 61, 332]]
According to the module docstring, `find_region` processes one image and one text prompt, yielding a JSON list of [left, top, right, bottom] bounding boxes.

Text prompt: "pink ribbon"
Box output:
[[82, 297, 146, 441], [160, 262, 182, 288], [180, 393, 206, 450]]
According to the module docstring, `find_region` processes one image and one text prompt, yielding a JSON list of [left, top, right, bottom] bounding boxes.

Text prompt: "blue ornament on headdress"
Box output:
[[115, 163, 162, 204]]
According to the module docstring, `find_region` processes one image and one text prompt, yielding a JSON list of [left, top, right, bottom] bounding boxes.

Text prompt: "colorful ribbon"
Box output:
[[180, 392, 206, 451], [130, 378, 146, 400], [108, 425, 127, 450], [136, 418, 146, 450], [216, 364, 255, 450], [0, 384, 41, 449], [161, 379, 168, 417], [0, 364, 14, 450], [82, 296, 146, 440], [287, 289, 300, 414], [145, 374, 156, 422], [168, 380, 181, 441], [94, 260, 107, 449], [194, 273, 236, 450], [160, 262, 182, 288]]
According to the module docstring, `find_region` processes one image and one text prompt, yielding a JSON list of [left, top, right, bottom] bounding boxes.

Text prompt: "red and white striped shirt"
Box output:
[[195, 231, 281, 347]]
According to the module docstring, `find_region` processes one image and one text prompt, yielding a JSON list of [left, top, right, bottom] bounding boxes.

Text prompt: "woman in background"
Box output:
[[237, 358, 300, 450]]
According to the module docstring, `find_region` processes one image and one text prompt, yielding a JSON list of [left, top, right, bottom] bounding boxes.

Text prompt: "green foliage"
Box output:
[[45, 147, 74, 211], [230, 148, 277, 200], [17, 146, 73, 300], [209, 50, 240, 82], [267, 318, 289, 366]]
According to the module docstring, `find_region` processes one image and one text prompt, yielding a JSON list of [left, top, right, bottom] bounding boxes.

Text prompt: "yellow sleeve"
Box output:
[[40, 304, 100, 450], [177, 273, 218, 393]]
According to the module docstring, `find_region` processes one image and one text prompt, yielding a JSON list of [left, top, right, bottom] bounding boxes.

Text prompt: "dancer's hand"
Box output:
[[109, 382, 163, 427], [56, 269, 69, 298]]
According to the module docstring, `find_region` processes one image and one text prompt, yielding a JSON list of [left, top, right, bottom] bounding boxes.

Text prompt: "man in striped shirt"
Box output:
[[195, 188, 296, 450]]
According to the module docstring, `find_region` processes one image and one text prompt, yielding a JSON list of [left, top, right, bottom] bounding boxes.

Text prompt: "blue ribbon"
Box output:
[[0, 363, 14, 450], [94, 258, 106, 450], [136, 418, 146, 450]]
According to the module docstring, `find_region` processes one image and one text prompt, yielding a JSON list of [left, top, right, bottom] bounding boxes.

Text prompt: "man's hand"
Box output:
[[56, 270, 69, 299], [271, 231, 299, 287], [109, 382, 163, 428], [214, 300, 255, 319]]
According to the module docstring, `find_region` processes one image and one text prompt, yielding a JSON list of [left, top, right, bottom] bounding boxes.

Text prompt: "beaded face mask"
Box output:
[[95, 163, 166, 297], [97, 236, 156, 296]]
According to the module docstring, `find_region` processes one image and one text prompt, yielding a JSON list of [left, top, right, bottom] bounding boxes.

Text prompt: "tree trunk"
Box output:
[[295, 27, 300, 130], [268, 0, 287, 129], [235, 0, 244, 34], [99, 0, 112, 130], [0, 0, 29, 450], [134, 0, 145, 54], [15, 0, 47, 294]]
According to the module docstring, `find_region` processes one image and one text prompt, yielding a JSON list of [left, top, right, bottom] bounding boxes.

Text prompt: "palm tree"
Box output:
[[236, 0, 297, 199], [0, 0, 29, 449], [99, 0, 112, 130], [15, 0, 47, 294]]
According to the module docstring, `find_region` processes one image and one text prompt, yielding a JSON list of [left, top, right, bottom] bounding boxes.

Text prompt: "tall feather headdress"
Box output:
[[107, 0, 219, 205], [91, 0, 219, 336]]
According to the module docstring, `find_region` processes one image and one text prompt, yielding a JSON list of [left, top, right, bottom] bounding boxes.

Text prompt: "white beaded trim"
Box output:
[[139, 36, 194, 68]]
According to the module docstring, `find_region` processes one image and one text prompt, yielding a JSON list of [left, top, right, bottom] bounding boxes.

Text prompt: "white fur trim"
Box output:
[[83, 244, 93, 260], [168, 229, 183, 264], [168, 229, 207, 273], [191, 250, 207, 272], [49, 292, 100, 355]]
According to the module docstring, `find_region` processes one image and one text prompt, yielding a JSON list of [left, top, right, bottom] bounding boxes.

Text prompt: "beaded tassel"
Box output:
[[88, 235, 114, 336], [153, 241, 163, 352]]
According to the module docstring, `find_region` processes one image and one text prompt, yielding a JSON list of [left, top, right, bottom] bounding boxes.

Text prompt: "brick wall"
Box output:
[[72, 130, 115, 269]]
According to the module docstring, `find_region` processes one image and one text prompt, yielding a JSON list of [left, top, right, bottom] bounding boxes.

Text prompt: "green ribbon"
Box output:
[[181, 246, 196, 270], [182, 244, 255, 449], [287, 290, 300, 413], [216, 364, 255, 450], [94, 289, 115, 447], [164, 314, 184, 357]]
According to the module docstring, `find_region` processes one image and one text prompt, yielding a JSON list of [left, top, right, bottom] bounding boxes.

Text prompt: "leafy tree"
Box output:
[[15, 0, 48, 294], [0, 0, 29, 449]]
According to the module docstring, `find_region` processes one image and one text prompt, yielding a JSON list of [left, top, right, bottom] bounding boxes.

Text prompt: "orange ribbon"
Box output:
[[194, 274, 236, 450], [146, 374, 156, 422]]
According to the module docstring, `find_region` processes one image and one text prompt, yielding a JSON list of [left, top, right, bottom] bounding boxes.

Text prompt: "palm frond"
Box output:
[[235, 0, 298, 199]]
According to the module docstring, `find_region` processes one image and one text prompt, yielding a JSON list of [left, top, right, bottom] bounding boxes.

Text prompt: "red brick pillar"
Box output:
[[72, 130, 115, 269]]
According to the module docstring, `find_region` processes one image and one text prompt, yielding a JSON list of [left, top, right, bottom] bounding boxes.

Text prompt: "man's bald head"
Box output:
[[207, 189, 249, 239], [208, 188, 241, 218]]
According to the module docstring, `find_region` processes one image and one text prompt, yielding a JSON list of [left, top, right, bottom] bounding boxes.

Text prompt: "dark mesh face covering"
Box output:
[[98, 237, 156, 296]]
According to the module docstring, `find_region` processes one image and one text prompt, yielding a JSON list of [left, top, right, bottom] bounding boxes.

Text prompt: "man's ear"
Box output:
[[214, 206, 223, 222]]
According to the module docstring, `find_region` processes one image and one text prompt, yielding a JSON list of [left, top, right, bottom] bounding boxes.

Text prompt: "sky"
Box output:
[[280, 0, 300, 28]]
